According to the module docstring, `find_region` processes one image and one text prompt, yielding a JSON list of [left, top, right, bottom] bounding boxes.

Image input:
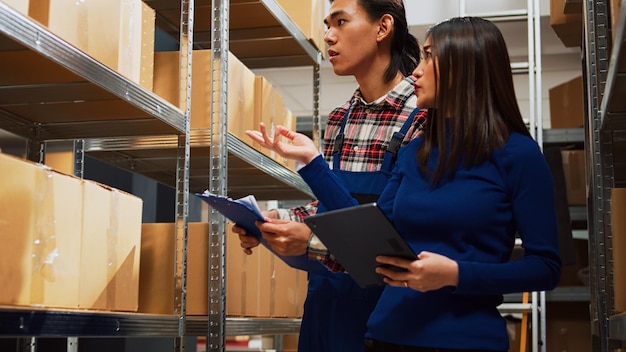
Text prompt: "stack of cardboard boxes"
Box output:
[[139, 222, 307, 318], [1, 0, 318, 318], [549, 76, 586, 207], [152, 50, 298, 171]]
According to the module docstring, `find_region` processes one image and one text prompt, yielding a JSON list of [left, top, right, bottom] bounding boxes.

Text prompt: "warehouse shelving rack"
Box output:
[[582, 0, 626, 350], [0, 0, 320, 351]]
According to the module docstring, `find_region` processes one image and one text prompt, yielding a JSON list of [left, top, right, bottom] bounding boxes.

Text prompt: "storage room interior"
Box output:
[[0, 0, 624, 351]]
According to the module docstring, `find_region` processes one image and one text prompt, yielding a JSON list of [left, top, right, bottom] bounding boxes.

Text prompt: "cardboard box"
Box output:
[[0, 152, 142, 311], [612, 188, 626, 313], [276, 109, 297, 171], [550, 0, 583, 48], [276, 0, 326, 55], [79, 181, 143, 311], [253, 75, 285, 157], [152, 50, 256, 139], [28, 0, 155, 89], [611, 0, 622, 44], [549, 76, 585, 129], [561, 149, 586, 205], [0, 153, 82, 308], [228, 227, 273, 317], [545, 302, 592, 352], [139, 222, 210, 315], [2, 0, 29, 15], [139, 222, 306, 318]]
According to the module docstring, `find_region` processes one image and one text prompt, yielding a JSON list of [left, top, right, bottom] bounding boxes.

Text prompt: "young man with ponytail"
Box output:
[[235, 1, 426, 350]]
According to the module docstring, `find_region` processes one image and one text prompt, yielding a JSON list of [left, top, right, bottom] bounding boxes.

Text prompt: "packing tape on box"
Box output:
[[241, 254, 248, 314], [30, 165, 58, 306], [76, 0, 89, 51], [107, 188, 121, 309], [270, 256, 276, 316]]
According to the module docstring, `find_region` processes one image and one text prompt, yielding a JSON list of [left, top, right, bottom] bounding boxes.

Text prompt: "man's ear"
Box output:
[[377, 14, 394, 42]]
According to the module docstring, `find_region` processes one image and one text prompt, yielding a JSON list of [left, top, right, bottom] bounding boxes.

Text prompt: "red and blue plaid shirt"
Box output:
[[283, 76, 427, 271]]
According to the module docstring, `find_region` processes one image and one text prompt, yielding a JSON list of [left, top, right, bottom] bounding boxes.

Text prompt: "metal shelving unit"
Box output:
[[83, 0, 320, 201], [0, 0, 319, 349], [84, 131, 313, 200], [583, 0, 626, 350], [0, 2, 185, 141], [0, 307, 301, 338]]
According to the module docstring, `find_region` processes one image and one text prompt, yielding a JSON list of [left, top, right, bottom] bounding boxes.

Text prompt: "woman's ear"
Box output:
[[376, 14, 394, 42]]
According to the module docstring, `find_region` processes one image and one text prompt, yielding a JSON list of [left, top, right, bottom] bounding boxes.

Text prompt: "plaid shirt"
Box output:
[[281, 77, 427, 271]]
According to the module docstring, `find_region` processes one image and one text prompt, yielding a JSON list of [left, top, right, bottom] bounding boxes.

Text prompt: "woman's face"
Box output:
[[412, 38, 437, 109]]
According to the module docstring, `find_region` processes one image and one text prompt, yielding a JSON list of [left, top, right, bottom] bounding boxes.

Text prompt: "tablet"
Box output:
[[304, 202, 417, 288]]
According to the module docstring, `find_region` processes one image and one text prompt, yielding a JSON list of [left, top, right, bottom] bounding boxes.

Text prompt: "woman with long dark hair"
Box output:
[[251, 16, 562, 352]]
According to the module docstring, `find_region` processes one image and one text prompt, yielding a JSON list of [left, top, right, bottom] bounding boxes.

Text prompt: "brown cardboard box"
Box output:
[[253, 76, 285, 157], [139, 222, 306, 318], [550, 0, 583, 48], [28, 0, 155, 89], [228, 53, 258, 139], [2, 0, 29, 15], [612, 188, 626, 313], [0, 153, 82, 308], [611, 0, 622, 44], [152, 50, 256, 140], [0, 153, 142, 312], [558, 239, 589, 286], [226, 224, 273, 317], [276, 0, 326, 55], [276, 109, 298, 170], [549, 76, 584, 129], [0, 50, 85, 86], [139, 222, 210, 315], [272, 256, 298, 317], [79, 181, 143, 311], [561, 149, 586, 205], [545, 302, 592, 352], [282, 334, 299, 352]]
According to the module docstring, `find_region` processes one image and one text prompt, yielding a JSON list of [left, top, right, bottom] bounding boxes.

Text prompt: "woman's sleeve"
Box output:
[[455, 140, 562, 295]]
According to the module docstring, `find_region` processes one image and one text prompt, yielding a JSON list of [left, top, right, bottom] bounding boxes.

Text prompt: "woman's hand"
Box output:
[[375, 251, 459, 292], [245, 123, 320, 164]]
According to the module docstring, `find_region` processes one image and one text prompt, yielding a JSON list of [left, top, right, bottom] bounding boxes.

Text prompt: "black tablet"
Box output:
[[304, 202, 417, 288]]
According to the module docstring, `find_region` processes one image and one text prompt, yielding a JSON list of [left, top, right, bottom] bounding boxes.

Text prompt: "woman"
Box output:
[[256, 17, 561, 352]]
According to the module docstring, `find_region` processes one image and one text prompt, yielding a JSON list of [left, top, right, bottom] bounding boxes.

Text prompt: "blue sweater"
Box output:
[[299, 132, 561, 351]]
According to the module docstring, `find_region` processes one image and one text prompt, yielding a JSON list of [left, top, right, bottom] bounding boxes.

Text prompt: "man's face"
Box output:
[[323, 0, 380, 77]]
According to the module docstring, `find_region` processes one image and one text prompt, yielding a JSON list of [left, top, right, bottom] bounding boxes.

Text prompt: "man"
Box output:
[[235, 1, 425, 350]]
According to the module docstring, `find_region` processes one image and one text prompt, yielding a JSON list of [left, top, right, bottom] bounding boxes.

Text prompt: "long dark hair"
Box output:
[[330, 0, 420, 82], [417, 16, 530, 186]]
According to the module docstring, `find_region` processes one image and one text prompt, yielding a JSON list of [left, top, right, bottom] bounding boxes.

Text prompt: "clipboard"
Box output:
[[304, 202, 417, 288], [195, 191, 332, 276]]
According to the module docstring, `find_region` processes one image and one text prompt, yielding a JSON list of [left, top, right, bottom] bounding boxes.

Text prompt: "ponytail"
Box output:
[[360, 0, 421, 83]]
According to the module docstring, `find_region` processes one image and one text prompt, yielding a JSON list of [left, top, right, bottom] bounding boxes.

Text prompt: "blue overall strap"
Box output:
[[332, 101, 353, 170], [380, 108, 421, 173]]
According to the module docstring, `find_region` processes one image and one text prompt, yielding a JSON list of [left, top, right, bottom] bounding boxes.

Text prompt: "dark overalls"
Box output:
[[298, 107, 421, 352]]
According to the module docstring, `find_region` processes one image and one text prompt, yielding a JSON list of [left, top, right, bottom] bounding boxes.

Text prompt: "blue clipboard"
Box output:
[[195, 191, 332, 276]]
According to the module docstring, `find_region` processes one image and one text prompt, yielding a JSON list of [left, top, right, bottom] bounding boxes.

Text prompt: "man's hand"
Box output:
[[231, 209, 279, 255], [257, 219, 312, 256], [245, 123, 320, 164]]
